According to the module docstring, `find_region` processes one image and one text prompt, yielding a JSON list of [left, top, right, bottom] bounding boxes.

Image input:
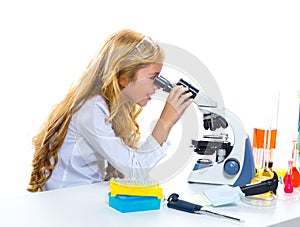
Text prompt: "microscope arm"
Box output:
[[154, 75, 228, 131]]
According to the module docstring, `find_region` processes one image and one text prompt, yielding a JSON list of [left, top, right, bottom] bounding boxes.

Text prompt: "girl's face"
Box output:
[[119, 63, 162, 107]]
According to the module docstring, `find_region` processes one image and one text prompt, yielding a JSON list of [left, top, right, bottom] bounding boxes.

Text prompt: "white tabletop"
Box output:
[[1, 167, 300, 227]]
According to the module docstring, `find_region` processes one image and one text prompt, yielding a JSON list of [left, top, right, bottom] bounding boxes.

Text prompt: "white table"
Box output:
[[1, 169, 300, 227]]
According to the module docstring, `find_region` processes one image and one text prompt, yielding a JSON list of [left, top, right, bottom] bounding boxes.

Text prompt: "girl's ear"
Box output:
[[118, 74, 130, 88]]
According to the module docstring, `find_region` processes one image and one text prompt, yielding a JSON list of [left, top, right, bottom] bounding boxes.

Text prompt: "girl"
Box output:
[[27, 29, 193, 192]]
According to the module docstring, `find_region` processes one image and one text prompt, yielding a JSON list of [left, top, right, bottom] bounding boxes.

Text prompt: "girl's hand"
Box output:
[[152, 86, 193, 146], [159, 86, 194, 128]]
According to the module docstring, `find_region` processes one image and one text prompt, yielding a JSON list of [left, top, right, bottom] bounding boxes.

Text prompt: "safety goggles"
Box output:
[[129, 36, 159, 59]]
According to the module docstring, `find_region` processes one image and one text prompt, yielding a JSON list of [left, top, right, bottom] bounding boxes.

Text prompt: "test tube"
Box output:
[[252, 128, 277, 176], [297, 90, 300, 170]]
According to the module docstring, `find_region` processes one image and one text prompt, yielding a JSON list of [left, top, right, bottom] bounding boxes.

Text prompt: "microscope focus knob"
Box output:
[[224, 158, 240, 176]]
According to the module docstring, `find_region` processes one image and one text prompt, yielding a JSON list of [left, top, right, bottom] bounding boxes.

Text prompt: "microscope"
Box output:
[[154, 75, 256, 187]]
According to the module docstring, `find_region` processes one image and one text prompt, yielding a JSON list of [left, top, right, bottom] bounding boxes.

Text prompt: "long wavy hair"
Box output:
[[27, 29, 165, 192]]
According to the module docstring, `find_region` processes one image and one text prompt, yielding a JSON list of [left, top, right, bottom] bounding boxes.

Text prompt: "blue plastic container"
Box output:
[[108, 192, 161, 213]]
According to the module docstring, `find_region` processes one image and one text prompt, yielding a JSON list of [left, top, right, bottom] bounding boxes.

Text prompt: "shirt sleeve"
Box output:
[[73, 97, 168, 179]]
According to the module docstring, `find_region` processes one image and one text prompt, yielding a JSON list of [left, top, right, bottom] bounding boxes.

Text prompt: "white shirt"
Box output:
[[44, 96, 168, 190]]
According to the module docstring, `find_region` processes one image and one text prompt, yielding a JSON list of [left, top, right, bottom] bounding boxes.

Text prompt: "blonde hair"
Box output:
[[27, 29, 165, 192]]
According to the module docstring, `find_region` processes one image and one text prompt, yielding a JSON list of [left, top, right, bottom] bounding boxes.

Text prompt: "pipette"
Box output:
[[167, 193, 245, 223]]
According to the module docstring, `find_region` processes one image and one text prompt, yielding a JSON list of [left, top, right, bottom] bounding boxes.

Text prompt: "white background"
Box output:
[[0, 0, 299, 197]]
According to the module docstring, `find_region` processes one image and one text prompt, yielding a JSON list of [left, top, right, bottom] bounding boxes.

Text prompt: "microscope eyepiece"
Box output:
[[153, 75, 175, 92], [154, 75, 199, 98], [176, 79, 199, 99], [154, 75, 218, 108]]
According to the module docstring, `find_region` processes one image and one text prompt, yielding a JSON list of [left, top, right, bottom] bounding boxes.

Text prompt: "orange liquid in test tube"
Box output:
[[253, 129, 277, 150]]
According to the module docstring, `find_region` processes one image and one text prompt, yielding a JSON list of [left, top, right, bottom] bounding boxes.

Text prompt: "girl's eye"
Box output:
[[150, 74, 159, 80]]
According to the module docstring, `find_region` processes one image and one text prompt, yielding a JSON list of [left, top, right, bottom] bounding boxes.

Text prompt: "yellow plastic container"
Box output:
[[109, 178, 163, 199]]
